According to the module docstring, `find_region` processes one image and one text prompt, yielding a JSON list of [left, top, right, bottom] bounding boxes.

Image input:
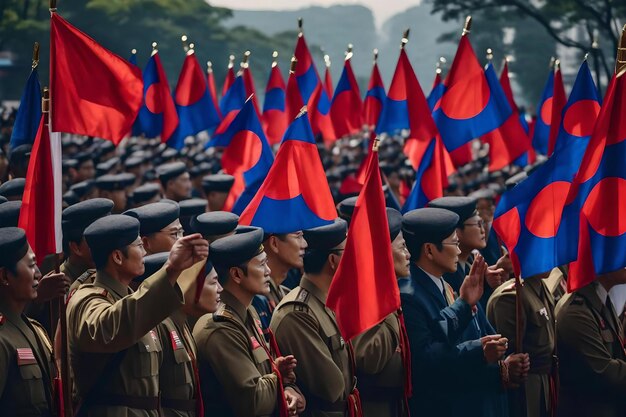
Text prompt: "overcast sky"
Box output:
[[209, 0, 422, 29]]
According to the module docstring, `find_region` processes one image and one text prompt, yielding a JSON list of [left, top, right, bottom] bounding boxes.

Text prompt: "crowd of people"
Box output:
[[0, 103, 625, 417]]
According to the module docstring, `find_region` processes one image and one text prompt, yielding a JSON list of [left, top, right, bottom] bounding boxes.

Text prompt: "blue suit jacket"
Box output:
[[400, 265, 508, 417]]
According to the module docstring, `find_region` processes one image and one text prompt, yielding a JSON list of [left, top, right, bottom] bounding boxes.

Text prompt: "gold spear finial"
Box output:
[[207, 61, 213, 73], [289, 55, 297, 74], [297, 105, 308, 118], [584, 52, 589, 61], [181, 35, 189, 52], [555, 59, 561, 71], [272, 51, 278, 68], [373, 48, 379, 64], [298, 18, 303, 37], [151, 42, 158, 56], [617, 24, 626, 77], [345, 43, 353, 61], [592, 30, 599, 50], [486, 48, 493, 62], [241, 50, 251, 69], [463, 16, 472, 36], [32, 42, 40, 70], [228, 54, 235, 69], [42, 87, 50, 115], [324, 54, 331, 68], [436, 56, 447, 74], [131, 48, 137, 55], [49, 0, 57, 13], [401, 29, 410, 49], [549, 56, 556, 69], [187, 43, 195, 56], [372, 136, 381, 152]]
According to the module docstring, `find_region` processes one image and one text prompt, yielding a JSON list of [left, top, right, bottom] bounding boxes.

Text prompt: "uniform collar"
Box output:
[[95, 270, 131, 299], [219, 290, 249, 324], [300, 275, 327, 304]]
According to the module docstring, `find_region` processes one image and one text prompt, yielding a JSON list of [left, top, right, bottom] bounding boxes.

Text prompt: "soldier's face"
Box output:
[[168, 173, 191, 201], [428, 231, 460, 274], [392, 232, 411, 278], [198, 268, 223, 313], [207, 191, 228, 211], [241, 252, 272, 296], [1, 247, 41, 302], [144, 220, 183, 254], [270, 232, 307, 270], [457, 215, 486, 251], [118, 238, 146, 279]]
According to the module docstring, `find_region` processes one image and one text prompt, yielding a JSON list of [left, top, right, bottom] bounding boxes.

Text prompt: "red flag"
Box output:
[[330, 52, 363, 138], [221, 55, 236, 98], [207, 61, 222, 119], [326, 148, 401, 340], [19, 114, 62, 263], [50, 13, 142, 144], [547, 63, 566, 156], [323, 59, 334, 99], [285, 58, 304, 125], [482, 61, 531, 171], [242, 53, 261, 117]]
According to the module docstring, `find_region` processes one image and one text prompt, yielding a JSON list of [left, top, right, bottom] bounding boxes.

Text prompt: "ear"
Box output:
[[424, 243, 434, 260], [141, 236, 150, 253], [230, 266, 244, 285], [69, 240, 82, 257], [328, 253, 340, 271], [111, 249, 124, 266], [268, 236, 280, 254]]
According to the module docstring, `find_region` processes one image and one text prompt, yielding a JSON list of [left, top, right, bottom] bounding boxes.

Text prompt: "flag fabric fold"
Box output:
[[362, 59, 386, 129], [532, 69, 555, 155], [262, 62, 288, 145], [214, 75, 247, 139], [330, 55, 362, 138], [10, 67, 42, 150], [326, 146, 401, 340], [50, 13, 143, 144]]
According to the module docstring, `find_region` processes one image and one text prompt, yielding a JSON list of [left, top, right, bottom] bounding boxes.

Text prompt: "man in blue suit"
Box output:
[[399, 208, 529, 417]]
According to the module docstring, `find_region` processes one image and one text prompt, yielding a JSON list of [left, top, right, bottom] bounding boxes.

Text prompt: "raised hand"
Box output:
[[165, 233, 209, 284], [35, 271, 70, 303], [459, 254, 486, 306]]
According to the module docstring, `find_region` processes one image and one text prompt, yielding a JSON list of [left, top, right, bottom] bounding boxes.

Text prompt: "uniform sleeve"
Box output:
[[352, 318, 398, 375], [557, 305, 626, 392], [273, 310, 345, 403], [0, 337, 9, 397], [197, 325, 278, 417], [486, 292, 520, 356], [69, 267, 183, 353]]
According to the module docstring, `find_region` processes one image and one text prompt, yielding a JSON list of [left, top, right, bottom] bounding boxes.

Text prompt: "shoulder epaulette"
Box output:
[[274, 287, 310, 313], [213, 304, 236, 322], [73, 284, 113, 304], [76, 269, 96, 284], [502, 282, 517, 293], [28, 319, 53, 353], [295, 288, 309, 303]]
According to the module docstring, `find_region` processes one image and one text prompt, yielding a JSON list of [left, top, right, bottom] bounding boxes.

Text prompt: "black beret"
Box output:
[[337, 197, 358, 222], [133, 251, 168, 284], [125, 157, 143, 169], [427, 196, 477, 227], [124, 202, 180, 236], [191, 211, 239, 238], [387, 208, 403, 241], [62, 159, 78, 172], [303, 219, 347, 251], [178, 199, 207, 217], [235, 225, 258, 234], [0, 178, 26, 199], [468, 188, 495, 201], [402, 208, 460, 256], [132, 183, 161, 205], [0, 196, 7, 204], [8, 144, 32, 164], [161, 148, 179, 161], [190, 162, 213, 179], [74, 152, 92, 165], [84, 215, 140, 257], [62, 198, 114, 240], [505, 172, 528, 190], [70, 180, 95, 198], [0, 201, 22, 227], [209, 226, 265, 268], [202, 174, 234, 193], [0, 227, 29, 268], [63, 191, 80, 207], [96, 158, 119, 176], [99, 140, 115, 154], [157, 161, 186, 183], [96, 173, 132, 191]]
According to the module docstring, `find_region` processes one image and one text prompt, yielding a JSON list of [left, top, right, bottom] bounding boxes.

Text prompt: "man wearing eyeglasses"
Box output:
[[124, 201, 184, 255]]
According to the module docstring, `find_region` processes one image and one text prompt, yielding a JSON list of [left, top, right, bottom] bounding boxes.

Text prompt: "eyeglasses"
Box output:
[[130, 242, 144, 249], [160, 227, 184, 239], [441, 241, 460, 248], [464, 220, 485, 229]]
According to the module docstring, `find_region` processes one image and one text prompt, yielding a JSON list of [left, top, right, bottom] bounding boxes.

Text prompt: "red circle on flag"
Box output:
[[145, 83, 164, 114], [440, 74, 489, 120], [525, 181, 571, 238], [175, 78, 206, 106], [222, 130, 263, 175], [582, 177, 626, 237], [540, 97, 553, 125], [563, 100, 601, 137]]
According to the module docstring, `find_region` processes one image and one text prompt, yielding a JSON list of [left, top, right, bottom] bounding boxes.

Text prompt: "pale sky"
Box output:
[[209, 0, 422, 29]]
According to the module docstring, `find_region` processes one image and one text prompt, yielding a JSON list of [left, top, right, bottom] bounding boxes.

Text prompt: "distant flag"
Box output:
[[481, 58, 531, 172], [564, 37, 626, 291], [262, 51, 288, 145], [135, 45, 178, 143], [323, 54, 334, 98], [402, 136, 449, 212], [426, 61, 457, 176], [241, 51, 261, 117], [514, 105, 537, 167], [206, 61, 222, 119], [221, 54, 236, 98], [167, 39, 221, 150], [362, 49, 386, 129], [209, 98, 274, 214], [426, 63, 444, 111], [293, 20, 335, 143], [532, 59, 556, 155], [432, 17, 511, 153], [330, 44, 363, 138], [327, 139, 401, 340], [19, 89, 62, 264], [547, 61, 567, 156], [128, 48, 138, 66], [214, 74, 247, 138], [493, 60, 601, 279], [239, 108, 337, 231], [50, 12, 143, 144], [10, 43, 42, 150], [285, 56, 304, 125]]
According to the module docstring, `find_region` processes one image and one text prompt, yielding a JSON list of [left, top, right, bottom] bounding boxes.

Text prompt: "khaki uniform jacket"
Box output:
[[555, 282, 626, 417], [270, 276, 354, 417], [193, 290, 279, 417], [487, 277, 556, 417], [66, 267, 183, 417], [0, 302, 56, 417], [157, 309, 199, 417], [352, 311, 405, 417]]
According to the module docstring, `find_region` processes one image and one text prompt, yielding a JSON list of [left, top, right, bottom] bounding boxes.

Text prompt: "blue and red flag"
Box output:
[[285, 57, 304, 124], [402, 136, 449, 212], [563, 66, 626, 291], [330, 51, 363, 138], [493, 60, 601, 279], [239, 109, 337, 232], [432, 29, 511, 152], [209, 98, 274, 214], [323, 55, 334, 99], [206, 61, 222, 120], [221, 54, 236, 98], [294, 32, 335, 144], [362, 52, 386, 129], [481, 61, 531, 172], [262, 57, 288, 145], [214, 74, 247, 138], [168, 50, 221, 150], [136, 51, 179, 142], [532, 63, 557, 155], [241, 52, 261, 117], [547, 63, 567, 156], [427, 69, 444, 111], [10, 59, 42, 150]]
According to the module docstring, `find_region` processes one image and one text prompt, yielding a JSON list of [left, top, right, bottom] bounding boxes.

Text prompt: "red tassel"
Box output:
[[54, 377, 65, 417]]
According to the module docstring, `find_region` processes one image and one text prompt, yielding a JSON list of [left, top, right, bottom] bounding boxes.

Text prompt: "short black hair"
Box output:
[[214, 262, 249, 286], [92, 245, 130, 270], [303, 250, 332, 274]]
